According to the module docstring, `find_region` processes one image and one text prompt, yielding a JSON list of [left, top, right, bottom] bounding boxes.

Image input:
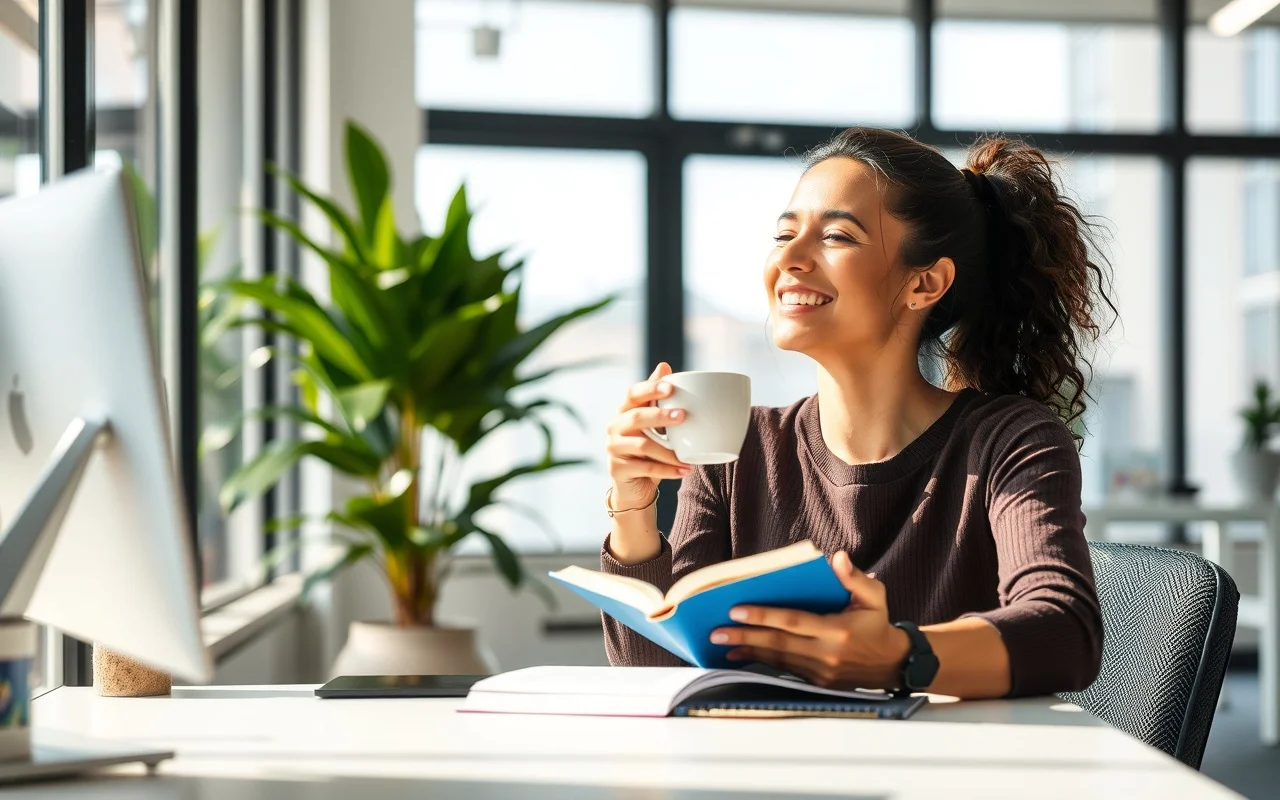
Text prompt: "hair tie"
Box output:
[[960, 167, 1010, 292]]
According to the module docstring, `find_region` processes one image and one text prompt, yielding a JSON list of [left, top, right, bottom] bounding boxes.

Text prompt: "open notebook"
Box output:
[[460, 666, 925, 719], [549, 541, 851, 668]]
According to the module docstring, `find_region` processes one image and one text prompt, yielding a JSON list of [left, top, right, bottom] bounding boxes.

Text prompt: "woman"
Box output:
[[601, 127, 1111, 700]]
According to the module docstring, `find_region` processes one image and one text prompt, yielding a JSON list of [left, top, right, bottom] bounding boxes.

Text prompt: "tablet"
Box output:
[[315, 674, 486, 699]]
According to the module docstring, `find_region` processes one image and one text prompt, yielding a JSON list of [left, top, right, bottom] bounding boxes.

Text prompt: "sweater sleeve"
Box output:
[[599, 464, 731, 666], [968, 411, 1104, 697]]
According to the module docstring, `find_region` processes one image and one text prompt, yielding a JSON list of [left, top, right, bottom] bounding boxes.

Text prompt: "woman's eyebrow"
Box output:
[[776, 209, 870, 235]]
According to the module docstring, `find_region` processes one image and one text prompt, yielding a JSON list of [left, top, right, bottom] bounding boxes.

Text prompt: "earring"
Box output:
[[909, 302, 916, 309]]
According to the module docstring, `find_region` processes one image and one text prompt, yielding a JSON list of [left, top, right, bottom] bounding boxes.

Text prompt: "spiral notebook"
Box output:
[[460, 666, 926, 720]]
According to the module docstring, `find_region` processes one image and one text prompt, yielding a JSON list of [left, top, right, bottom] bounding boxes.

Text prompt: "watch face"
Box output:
[[906, 653, 940, 690]]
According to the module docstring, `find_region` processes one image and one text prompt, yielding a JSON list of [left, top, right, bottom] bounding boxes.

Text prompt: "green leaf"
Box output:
[[334, 380, 393, 433], [345, 121, 391, 248], [302, 543, 374, 598], [269, 163, 368, 263], [221, 439, 382, 512], [476, 527, 522, 588], [409, 295, 505, 398], [457, 458, 585, 525], [487, 296, 614, 381], [224, 278, 375, 381]]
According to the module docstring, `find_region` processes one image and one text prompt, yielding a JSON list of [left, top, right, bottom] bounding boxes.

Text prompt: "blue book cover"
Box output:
[[549, 543, 851, 669]]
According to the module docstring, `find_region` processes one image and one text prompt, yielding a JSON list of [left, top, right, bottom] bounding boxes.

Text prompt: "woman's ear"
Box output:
[[905, 257, 955, 311]]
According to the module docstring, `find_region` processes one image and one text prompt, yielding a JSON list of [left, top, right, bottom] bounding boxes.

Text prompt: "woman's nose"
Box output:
[[777, 238, 816, 273]]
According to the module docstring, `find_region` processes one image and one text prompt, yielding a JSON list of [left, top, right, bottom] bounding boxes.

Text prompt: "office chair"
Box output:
[[1059, 542, 1239, 770]]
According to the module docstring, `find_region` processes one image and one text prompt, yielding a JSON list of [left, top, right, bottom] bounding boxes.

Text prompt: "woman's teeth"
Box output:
[[780, 291, 832, 306]]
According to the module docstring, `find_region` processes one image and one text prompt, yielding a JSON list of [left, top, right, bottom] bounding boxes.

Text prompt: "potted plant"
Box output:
[[1233, 380, 1280, 504], [215, 121, 610, 675]]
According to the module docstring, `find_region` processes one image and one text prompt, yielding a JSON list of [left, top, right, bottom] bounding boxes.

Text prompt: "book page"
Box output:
[[664, 541, 824, 608], [549, 566, 666, 615]]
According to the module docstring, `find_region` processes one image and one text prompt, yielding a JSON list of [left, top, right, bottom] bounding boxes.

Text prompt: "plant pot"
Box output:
[[1231, 449, 1280, 503], [330, 622, 498, 678]]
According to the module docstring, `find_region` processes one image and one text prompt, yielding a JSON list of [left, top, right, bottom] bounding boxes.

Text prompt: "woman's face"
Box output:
[[765, 157, 913, 361]]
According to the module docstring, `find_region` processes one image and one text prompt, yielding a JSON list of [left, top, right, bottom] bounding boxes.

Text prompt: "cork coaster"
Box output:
[[93, 646, 171, 697]]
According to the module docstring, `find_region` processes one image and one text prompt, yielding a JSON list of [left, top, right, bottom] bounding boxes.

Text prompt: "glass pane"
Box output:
[[683, 155, 817, 409], [95, 0, 149, 108], [1188, 25, 1280, 134], [1062, 157, 1164, 508], [1, 0, 45, 692], [1188, 159, 1280, 503], [416, 146, 646, 553], [416, 0, 654, 117], [933, 21, 1160, 132], [670, 8, 914, 126]]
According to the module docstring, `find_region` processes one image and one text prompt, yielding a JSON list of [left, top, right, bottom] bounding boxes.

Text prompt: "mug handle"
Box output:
[[643, 426, 674, 449]]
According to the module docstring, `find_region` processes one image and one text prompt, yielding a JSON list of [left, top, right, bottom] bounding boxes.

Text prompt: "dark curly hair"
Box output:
[[804, 127, 1116, 440]]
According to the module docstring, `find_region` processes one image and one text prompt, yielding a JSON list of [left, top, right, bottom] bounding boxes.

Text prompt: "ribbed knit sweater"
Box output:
[[600, 389, 1104, 697]]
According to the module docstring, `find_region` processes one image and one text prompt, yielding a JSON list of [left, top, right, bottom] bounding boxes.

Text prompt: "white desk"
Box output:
[[1083, 501, 1280, 744], [14, 685, 1238, 799]]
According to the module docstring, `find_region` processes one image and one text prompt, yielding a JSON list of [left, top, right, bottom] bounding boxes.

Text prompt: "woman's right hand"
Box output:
[[606, 362, 692, 511]]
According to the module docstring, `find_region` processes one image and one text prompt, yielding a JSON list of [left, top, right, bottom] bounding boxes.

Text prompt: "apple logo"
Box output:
[[10, 375, 32, 456]]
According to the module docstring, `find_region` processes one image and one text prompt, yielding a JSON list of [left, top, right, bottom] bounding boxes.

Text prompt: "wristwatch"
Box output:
[[892, 621, 939, 695]]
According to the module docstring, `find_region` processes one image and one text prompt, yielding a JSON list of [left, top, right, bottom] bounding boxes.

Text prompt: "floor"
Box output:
[[1201, 673, 1280, 798]]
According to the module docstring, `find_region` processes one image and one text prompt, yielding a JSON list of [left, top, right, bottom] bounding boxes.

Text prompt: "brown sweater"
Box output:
[[601, 389, 1104, 697]]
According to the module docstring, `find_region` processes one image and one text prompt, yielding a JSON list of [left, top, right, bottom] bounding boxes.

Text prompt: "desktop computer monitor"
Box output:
[[0, 168, 210, 682]]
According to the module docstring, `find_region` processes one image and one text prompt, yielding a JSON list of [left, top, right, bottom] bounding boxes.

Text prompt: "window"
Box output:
[[416, 0, 654, 117], [683, 154, 817, 409], [416, 145, 646, 553], [1060, 157, 1164, 506], [1, 0, 45, 692], [933, 20, 1160, 131], [1188, 25, 1280, 134], [669, 5, 914, 126], [1188, 159, 1280, 504]]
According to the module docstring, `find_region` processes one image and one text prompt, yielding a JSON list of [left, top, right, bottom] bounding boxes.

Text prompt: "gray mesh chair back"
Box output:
[[1059, 542, 1238, 769]]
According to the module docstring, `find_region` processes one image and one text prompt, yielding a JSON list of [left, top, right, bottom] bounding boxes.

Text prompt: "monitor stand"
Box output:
[[0, 731, 173, 784], [0, 418, 174, 784]]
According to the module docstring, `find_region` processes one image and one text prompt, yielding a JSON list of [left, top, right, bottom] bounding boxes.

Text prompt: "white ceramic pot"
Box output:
[[0, 617, 35, 762], [1231, 449, 1280, 503], [330, 622, 498, 678]]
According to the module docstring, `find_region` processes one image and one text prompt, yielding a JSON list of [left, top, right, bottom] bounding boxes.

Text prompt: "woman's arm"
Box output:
[[601, 464, 731, 666], [710, 411, 1101, 699]]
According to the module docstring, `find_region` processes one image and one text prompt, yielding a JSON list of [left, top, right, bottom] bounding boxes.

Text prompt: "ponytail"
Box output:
[[804, 128, 1115, 439]]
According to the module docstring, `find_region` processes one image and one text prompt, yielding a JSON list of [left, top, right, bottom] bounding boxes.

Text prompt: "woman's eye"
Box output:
[[824, 232, 854, 244], [772, 234, 794, 244]]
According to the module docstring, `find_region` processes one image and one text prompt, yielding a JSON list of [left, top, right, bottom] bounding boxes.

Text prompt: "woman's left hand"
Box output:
[[710, 551, 911, 690]]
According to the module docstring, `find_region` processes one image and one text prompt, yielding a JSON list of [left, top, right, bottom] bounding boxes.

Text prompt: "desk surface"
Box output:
[[20, 685, 1238, 800]]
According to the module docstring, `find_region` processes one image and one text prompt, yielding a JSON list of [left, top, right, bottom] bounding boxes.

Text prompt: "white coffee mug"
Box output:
[[643, 371, 751, 465]]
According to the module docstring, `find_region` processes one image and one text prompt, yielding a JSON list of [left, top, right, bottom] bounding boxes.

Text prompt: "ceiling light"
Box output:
[[1209, 0, 1280, 37]]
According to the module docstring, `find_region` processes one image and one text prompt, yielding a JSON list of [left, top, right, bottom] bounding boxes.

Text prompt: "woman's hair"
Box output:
[[804, 127, 1115, 438]]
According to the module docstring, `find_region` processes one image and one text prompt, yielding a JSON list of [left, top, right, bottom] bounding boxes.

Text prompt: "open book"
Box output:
[[549, 541, 850, 668], [460, 666, 923, 719]]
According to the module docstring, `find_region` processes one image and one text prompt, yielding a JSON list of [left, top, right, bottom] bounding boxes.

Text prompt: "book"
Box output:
[[460, 666, 924, 719], [548, 540, 851, 668]]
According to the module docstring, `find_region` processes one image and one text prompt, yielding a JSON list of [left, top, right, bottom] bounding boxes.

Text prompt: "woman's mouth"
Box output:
[[777, 290, 833, 313]]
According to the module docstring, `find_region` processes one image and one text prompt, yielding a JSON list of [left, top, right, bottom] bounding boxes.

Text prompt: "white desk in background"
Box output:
[[15, 685, 1238, 799], [1083, 501, 1280, 745]]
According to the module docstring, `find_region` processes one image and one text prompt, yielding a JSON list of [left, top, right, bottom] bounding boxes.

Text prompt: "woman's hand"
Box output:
[[606, 362, 692, 510], [710, 551, 911, 690]]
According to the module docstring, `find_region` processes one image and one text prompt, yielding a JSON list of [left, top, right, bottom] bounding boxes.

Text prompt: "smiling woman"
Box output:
[[598, 127, 1115, 701]]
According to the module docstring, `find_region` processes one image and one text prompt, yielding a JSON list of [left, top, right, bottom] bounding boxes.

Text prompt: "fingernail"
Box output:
[[729, 608, 748, 622], [667, 408, 683, 419], [711, 632, 729, 644], [679, 467, 692, 475]]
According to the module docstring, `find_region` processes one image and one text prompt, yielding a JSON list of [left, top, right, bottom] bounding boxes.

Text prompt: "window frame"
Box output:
[[424, 0, 1252, 535]]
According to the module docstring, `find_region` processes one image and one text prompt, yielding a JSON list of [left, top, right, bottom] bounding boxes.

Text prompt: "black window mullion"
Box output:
[[912, 0, 935, 136], [1160, 0, 1192, 501], [261, 0, 279, 576]]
